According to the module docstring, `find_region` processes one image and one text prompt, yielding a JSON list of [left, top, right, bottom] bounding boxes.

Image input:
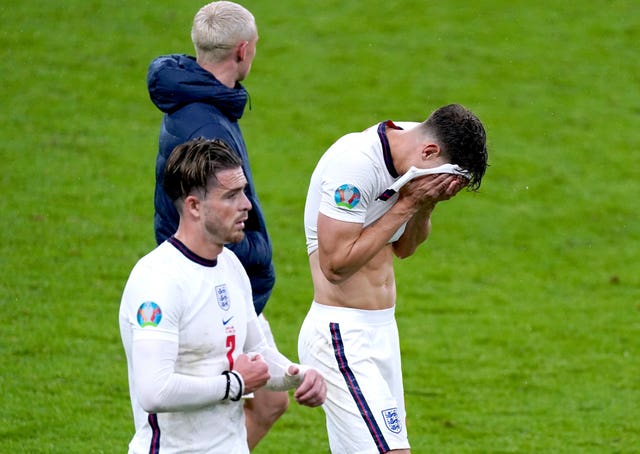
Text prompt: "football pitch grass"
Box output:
[[1, 0, 638, 452]]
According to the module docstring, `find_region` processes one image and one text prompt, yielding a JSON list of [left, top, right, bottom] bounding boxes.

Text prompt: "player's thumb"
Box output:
[[249, 353, 263, 362]]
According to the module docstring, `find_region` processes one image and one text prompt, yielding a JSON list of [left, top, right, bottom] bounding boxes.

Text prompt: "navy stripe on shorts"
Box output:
[[330, 322, 390, 453], [147, 413, 161, 454]]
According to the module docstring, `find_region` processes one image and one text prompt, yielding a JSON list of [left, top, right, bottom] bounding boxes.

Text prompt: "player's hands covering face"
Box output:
[[400, 173, 467, 208]]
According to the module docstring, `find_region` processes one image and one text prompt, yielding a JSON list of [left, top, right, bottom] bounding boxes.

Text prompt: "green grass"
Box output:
[[1, 0, 638, 452]]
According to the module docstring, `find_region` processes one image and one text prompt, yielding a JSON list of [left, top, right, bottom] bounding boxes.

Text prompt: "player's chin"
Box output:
[[227, 231, 246, 244]]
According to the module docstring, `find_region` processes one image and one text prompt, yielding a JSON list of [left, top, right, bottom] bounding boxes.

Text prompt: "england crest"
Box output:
[[215, 284, 230, 311], [381, 408, 401, 434]]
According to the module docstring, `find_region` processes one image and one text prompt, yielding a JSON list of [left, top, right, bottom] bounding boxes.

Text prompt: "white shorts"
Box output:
[[298, 302, 409, 454]]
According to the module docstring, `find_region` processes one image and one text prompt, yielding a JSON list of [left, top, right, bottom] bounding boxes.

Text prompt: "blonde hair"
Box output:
[[191, 1, 257, 64]]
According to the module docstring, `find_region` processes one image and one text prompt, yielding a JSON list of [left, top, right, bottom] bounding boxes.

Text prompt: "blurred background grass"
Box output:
[[1, 0, 638, 452]]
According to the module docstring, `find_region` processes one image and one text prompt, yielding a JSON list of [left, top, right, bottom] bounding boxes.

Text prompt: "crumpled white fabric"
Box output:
[[384, 163, 469, 195]]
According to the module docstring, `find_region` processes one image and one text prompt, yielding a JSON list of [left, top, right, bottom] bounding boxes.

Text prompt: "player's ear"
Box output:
[[236, 41, 248, 62], [421, 143, 441, 160], [183, 194, 201, 218]]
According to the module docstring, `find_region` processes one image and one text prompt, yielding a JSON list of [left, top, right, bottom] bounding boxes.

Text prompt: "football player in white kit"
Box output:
[[299, 104, 488, 453], [120, 138, 326, 454]]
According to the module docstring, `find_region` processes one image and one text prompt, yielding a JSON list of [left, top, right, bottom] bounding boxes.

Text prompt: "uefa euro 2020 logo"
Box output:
[[334, 184, 361, 209], [137, 301, 163, 328]]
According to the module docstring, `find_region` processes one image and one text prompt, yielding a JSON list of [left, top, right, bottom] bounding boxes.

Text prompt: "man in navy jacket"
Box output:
[[146, 2, 285, 449]]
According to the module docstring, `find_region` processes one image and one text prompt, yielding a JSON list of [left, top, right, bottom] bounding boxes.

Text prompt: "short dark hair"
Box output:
[[424, 104, 488, 190], [163, 138, 242, 202]]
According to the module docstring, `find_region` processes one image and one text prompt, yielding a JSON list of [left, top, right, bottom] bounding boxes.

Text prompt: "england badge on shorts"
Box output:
[[382, 408, 402, 434], [215, 284, 230, 311]]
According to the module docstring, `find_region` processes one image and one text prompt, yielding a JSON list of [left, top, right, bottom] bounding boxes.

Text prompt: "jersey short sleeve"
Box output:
[[318, 148, 378, 225], [120, 257, 182, 344]]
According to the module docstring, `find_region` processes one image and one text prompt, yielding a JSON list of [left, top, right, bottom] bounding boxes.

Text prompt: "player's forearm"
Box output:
[[133, 339, 242, 412], [265, 365, 308, 391], [137, 371, 236, 413], [393, 206, 433, 258], [242, 318, 303, 391]]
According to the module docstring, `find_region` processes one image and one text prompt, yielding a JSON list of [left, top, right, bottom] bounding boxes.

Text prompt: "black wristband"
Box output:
[[229, 370, 243, 401], [221, 371, 231, 400]]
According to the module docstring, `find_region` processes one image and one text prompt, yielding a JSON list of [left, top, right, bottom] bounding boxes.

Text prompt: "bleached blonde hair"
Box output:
[[191, 1, 257, 64]]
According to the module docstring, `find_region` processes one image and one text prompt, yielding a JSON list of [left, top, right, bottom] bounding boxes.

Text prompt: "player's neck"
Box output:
[[174, 229, 223, 262], [386, 129, 413, 175], [198, 59, 238, 89]]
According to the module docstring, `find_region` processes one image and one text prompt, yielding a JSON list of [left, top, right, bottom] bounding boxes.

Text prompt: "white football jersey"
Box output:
[[304, 121, 419, 254], [119, 239, 256, 454]]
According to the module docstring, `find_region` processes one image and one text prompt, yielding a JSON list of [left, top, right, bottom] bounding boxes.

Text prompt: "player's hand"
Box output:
[[288, 365, 326, 407], [400, 173, 467, 208], [233, 353, 270, 394]]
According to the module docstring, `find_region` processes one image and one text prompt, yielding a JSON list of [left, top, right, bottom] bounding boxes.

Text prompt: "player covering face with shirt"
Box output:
[[299, 104, 488, 453]]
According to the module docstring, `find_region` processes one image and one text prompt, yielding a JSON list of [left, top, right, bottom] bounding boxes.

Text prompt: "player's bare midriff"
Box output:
[[309, 246, 396, 310]]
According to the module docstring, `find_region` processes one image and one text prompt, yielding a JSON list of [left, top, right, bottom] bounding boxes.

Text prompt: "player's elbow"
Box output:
[[393, 238, 424, 259], [393, 230, 429, 259], [320, 261, 352, 284], [136, 388, 168, 413], [317, 249, 357, 284]]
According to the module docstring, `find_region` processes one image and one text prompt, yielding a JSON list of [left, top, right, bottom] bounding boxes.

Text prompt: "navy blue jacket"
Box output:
[[147, 54, 275, 315]]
